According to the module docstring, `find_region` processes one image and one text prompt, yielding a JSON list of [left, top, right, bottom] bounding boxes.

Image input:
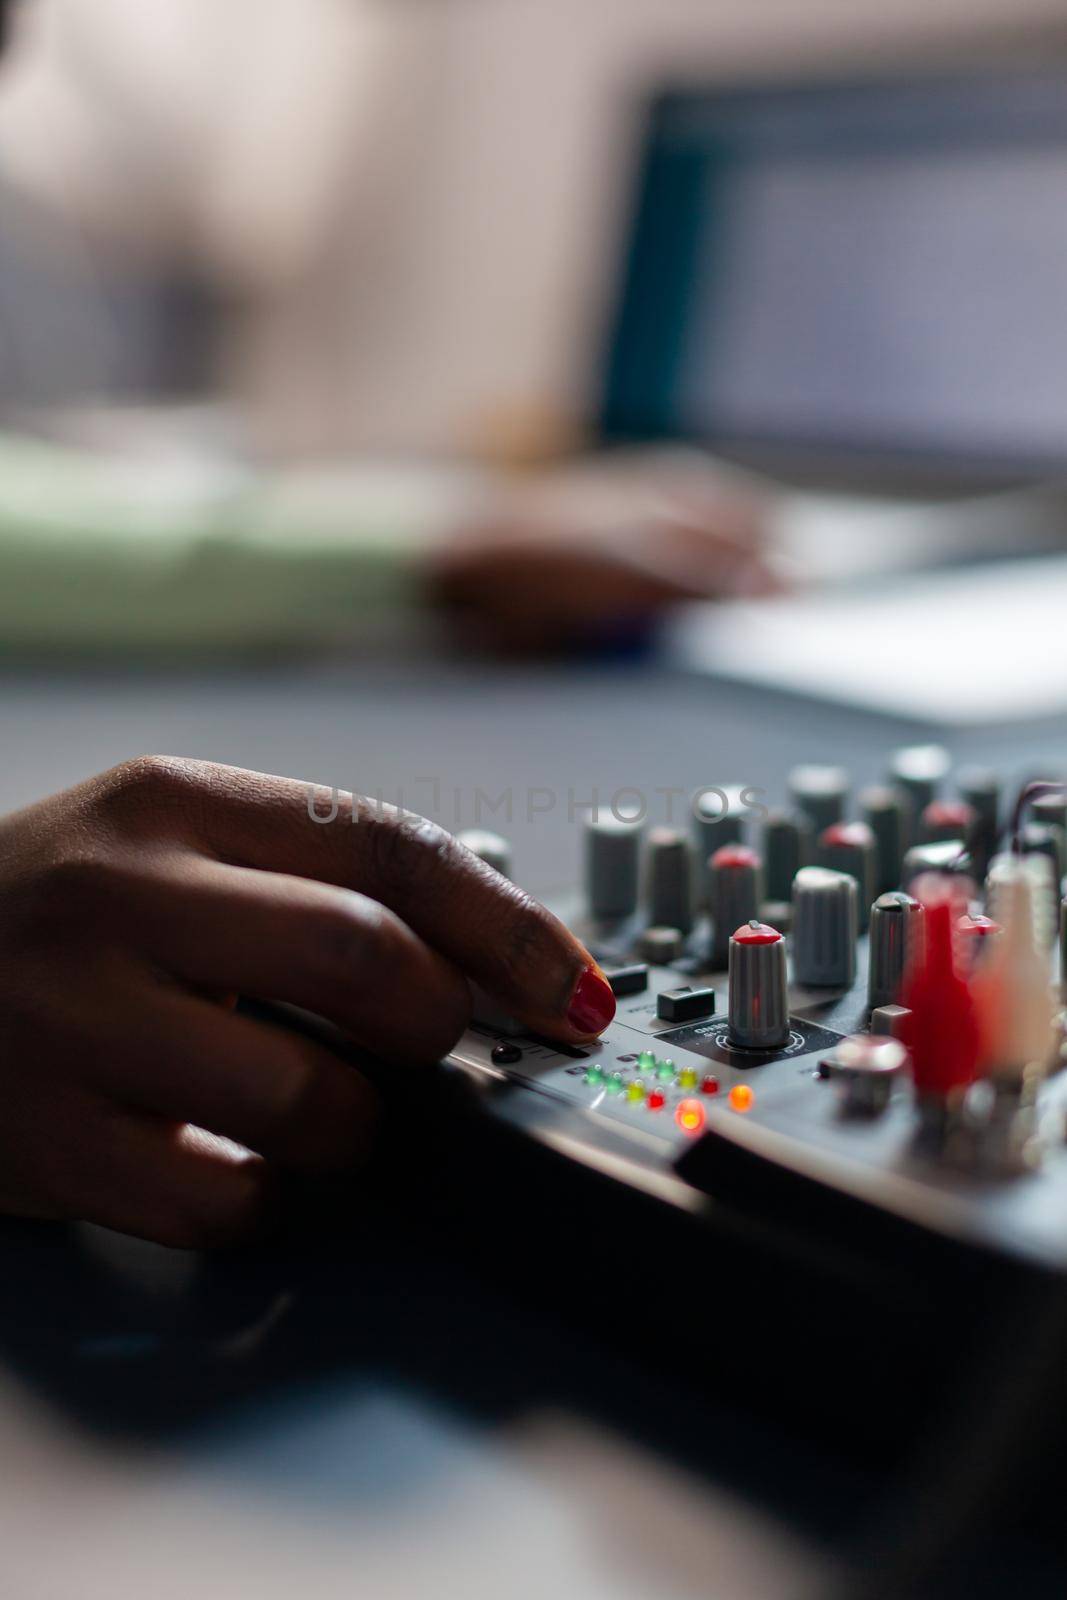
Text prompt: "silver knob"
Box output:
[[792, 866, 858, 988], [788, 765, 848, 834], [816, 821, 876, 931], [727, 920, 789, 1049], [456, 828, 512, 879], [820, 1034, 908, 1117], [708, 843, 762, 967], [646, 827, 693, 934], [583, 812, 643, 920], [867, 890, 923, 1010]]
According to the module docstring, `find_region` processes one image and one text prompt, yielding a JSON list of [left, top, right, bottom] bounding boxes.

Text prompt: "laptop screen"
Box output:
[[602, 71, 1067, 479]]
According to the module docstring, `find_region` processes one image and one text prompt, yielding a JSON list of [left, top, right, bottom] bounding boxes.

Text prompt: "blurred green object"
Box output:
[[0, 430, 465, 655]]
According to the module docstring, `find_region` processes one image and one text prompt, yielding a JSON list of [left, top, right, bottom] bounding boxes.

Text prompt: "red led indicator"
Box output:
[[700, 1074, 720, 1095], [675, 1098, 706, 1135], [646, 1089, 666, 1111]]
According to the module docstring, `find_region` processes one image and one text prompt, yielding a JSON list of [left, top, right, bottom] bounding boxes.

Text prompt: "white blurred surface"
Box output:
[[0, 1374, 829, 1600], [2, 0, 1067, 455], [668, 554, 1067, 722]]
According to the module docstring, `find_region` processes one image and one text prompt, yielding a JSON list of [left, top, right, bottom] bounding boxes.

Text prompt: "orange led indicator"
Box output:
[[729, 1084, 754, 1114], [675, 1098, 705, 1135]]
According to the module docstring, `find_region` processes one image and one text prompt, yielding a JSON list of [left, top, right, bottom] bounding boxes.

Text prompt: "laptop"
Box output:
[[598, 65, 1067, 714]]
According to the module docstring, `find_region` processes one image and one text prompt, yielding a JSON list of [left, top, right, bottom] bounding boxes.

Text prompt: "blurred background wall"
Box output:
[[1, 0, 1066, 463]]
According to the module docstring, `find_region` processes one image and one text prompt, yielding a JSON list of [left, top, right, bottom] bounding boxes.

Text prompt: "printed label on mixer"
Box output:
[[658, 1015, 845, 1070]]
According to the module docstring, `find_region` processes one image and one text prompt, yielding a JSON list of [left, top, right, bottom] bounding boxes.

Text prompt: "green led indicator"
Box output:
[[584, 1065, 604, 1087], [637, 1049, 657, 1072], [657, 1058, 675, 1080], [604, 1073, 624, 1095]]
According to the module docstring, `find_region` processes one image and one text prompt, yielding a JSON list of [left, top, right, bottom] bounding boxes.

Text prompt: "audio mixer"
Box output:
[[441, 749, 1067, 1292], [240, 745, 1067, 1584]]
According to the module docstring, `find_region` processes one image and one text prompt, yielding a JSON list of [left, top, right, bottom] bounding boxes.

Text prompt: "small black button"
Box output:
[[603, 963, 649, 997], [491, 1042, 523, 1066], [657, 986, 717, 1023]]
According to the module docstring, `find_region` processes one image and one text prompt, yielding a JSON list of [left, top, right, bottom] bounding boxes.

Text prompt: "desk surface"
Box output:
[[0, 660, 1064, 1600]]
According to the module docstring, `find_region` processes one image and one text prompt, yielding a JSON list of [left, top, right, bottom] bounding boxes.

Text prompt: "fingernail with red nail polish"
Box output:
[[567, 965, 616, 1035]]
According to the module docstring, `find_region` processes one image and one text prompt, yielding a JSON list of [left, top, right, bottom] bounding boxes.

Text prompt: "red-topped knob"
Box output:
[[958, 912, 1000, 938], [922, 800, 977, 845], [732, 920, 782, 945], [708, 845, 764, 967], [727, 919, 789, 1050]]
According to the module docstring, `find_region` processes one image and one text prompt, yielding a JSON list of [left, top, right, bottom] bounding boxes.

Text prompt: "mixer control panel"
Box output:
[[450, 753, 1067, 1272]]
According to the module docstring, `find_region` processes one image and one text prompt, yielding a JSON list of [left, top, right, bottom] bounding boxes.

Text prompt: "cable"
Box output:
[[1009, 779, 1067, 857]]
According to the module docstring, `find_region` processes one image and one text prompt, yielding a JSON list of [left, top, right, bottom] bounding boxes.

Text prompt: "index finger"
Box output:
[[114, 758, 616, 1044]]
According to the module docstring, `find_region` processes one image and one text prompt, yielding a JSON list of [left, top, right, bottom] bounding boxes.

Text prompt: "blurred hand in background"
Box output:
[[431, 452, 783, 653]]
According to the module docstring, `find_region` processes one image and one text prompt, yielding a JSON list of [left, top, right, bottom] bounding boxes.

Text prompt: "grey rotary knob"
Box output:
[[902, 841, 973, 891], [820, 1034, 908, 1117], [583, 812, 643, 921], [889, 744, 950, 840], [727, 920, 789, 1049], [788, 765, 849, 834], [792, 866, 858, 988], [956, 767, 1000, 874], [692, 784, 747, 908], [708, 844, 763, 967], [867, 891, 923, 1010], [646, 827, 693, 935], [957, 911, 1001, 973], [816, 821, 876, 931], [860, 785, 907, 896], [456, 828, 512, 879], [761, 809, 811, 902]]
